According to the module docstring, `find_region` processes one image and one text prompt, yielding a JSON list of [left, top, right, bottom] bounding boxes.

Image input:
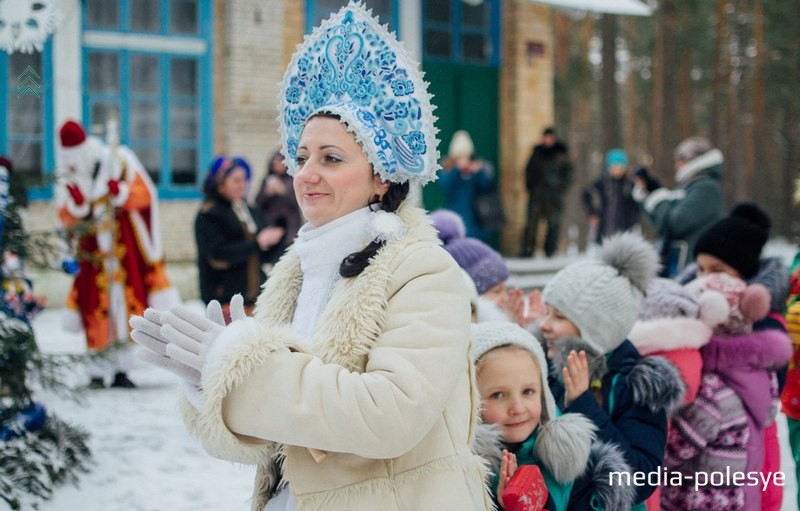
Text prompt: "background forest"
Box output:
[[553, 0, 799, 244]]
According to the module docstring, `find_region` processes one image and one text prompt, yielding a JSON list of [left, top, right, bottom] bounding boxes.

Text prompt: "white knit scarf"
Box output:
[[290, 207, 372, 343]]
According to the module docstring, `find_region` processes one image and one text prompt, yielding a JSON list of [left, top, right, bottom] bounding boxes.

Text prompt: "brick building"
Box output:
[[5, 0, 555, 302]]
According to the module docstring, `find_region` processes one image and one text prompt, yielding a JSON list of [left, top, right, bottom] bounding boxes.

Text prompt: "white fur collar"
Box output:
[[255, 203, 439, 370], [628, 317, 713, 356], [291, 207, 372, 341], [675, 148, 724, 184]]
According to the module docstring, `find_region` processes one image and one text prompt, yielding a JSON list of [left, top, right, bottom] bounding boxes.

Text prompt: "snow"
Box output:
[[20, 302, 254, 511], [10, 287, 800, 510]]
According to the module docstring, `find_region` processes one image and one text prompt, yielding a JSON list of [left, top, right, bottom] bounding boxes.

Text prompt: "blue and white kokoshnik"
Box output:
[[278, 1, 440, 186]]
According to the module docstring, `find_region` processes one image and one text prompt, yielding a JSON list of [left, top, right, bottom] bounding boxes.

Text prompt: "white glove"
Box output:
[[162, 295, 246, 376], [129, 308, 202, 387]]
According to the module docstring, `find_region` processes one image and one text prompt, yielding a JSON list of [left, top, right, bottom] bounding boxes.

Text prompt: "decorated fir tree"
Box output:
[[0, 157, 92, 510]]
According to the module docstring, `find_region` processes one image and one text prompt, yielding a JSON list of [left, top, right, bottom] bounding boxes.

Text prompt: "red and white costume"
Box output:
[[56, 120, 179, 355]]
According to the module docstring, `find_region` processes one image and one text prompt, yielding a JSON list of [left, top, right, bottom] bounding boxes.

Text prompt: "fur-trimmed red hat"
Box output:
[[59, 120, 87, 148]]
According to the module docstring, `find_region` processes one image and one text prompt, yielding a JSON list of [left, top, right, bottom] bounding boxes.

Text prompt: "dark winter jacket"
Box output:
[[582, 174, 640, 243], [525, 142, 573, 213], [641, 149, 725, 276], [195, 199, 283, 306], [254, 173, 302, 253], [551, 338, 684, 507]]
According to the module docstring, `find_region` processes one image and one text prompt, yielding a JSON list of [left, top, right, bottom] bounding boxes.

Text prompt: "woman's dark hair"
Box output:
[[339, 181, 409, 278]]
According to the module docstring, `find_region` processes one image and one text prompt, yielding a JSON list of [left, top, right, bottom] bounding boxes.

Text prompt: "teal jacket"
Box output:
[[642, 149, 725, 276]]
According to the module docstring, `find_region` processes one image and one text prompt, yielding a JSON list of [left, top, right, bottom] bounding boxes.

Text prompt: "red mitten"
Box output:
[[65, 183, 85, 205], [502, 464, 549, 511], [107, 179, 120, 196]]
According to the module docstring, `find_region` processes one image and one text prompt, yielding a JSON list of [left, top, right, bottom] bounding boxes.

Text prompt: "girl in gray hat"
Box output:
[[539, 233, 685, 509]]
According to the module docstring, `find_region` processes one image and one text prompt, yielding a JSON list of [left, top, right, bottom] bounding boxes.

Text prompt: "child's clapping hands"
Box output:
[[562, 350, 590, 407], [496, 449, 518, 509]]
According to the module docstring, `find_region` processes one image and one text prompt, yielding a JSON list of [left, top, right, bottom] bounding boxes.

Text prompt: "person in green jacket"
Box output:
[[634, 136, 725, 277]]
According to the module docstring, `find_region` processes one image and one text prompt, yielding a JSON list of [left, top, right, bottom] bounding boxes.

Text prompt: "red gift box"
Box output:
[[502, 464, 549, 511]]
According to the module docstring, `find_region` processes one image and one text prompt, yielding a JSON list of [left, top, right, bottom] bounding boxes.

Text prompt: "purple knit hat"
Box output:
[[445, 237, 509, 295], [430, 209, 466, 245]]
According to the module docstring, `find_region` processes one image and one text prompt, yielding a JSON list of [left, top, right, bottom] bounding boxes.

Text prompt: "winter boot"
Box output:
[[111, 372, 136, 388]]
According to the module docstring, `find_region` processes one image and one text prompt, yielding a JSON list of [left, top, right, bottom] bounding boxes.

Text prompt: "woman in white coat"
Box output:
[[130, 3, 491, 510]]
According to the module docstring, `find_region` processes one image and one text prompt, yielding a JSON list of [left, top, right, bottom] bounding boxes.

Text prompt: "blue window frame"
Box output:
[[83, 0, 212, 199], [422, 0, 500, 65], [0, 42, 54, 200], [306, 0, 399, 35]]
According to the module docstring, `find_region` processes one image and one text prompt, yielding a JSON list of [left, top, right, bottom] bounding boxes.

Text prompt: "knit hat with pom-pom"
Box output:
[[543, 232, 660, 354], [684, 272, 770, 335], [430, 209, 466, 245], [694, 202, 771, 279], [445, 237, 509, 295]]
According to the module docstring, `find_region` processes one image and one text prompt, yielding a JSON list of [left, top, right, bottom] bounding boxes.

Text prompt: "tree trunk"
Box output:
[[711, 0, 727, 148], [752, 0, 765, 206], [652, 1, 680, 183], [600, 14, 620, 152]]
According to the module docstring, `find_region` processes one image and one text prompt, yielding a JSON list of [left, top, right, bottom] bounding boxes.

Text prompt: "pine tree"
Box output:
[[0, 162, 92, 510]]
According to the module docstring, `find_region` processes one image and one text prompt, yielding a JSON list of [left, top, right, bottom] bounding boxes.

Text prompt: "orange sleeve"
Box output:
[[122, 173, 152, 212]]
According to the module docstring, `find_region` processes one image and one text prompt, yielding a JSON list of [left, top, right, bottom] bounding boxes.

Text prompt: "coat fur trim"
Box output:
[[254, 203, 440, 370], [534, 413, 596, 484], [675, 148, 724, 184], [627, 355, 686, 413], [628, 317, 712, 356], [551, 336, 686, 413], [177, 323, 295, 467], [471, 414, 596, 485], [549, 336, 607, 383], [587, 441, 637, 511]]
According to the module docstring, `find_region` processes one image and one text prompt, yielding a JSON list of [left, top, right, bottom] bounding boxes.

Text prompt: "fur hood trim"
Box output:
[[472, 423, 504, 478], [551, 337, 686, 413], [587, 441, 638, 511], [627, 356, 686, 413], [629, 317, 713, 356], [472, 413, 596, 485], [701, 329, 793, 372], [550, 337, 607, 383], [534, 413, 596, 484], [676, 148, 724, 184]]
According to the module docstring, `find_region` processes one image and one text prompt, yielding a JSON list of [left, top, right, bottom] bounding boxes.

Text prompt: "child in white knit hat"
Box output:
[[539, 232, 684, 509], [472, 321, 636, 511]]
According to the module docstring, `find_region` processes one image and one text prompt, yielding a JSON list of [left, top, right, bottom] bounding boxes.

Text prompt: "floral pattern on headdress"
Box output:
[[278, 1, 440, 186]]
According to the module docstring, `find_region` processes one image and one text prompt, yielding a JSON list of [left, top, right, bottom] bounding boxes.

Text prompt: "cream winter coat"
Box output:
[[178, 205, 492, 511]]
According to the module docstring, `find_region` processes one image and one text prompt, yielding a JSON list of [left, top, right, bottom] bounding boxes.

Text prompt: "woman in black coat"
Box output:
[[195, 155, 284, 316], [253, 149, 302, 254]]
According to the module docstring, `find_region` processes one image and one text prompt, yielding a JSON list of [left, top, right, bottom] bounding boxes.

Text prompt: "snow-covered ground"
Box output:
[[23, 302, 255, 511], [11, 285, 800, 511]]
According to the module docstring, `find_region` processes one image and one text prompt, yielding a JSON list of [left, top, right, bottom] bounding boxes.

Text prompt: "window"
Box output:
[[0, 43, 53, 199], [306, 0, 398, 34], [83, 0, 211, 197], [423, 0, 499, 65]]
